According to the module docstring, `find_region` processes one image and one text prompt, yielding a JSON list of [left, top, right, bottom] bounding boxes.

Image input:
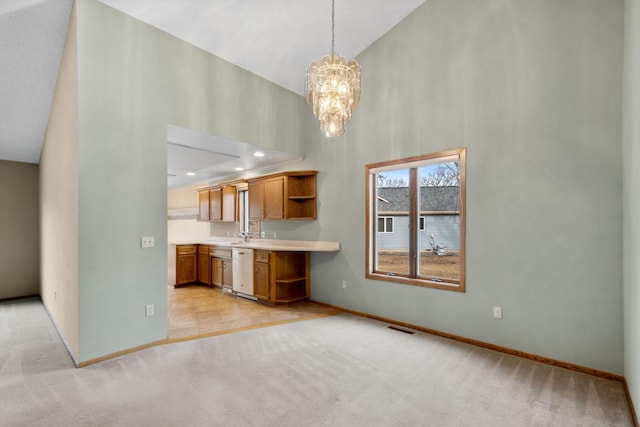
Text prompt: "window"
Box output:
[[366, 148, 466, 292], [378, 216, 394, 233], [237, 187, 249, 233]]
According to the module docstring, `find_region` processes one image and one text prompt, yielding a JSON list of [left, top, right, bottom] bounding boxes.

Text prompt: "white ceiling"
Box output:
[[166, 124, 302, 189], [0, 0, 425, 187]]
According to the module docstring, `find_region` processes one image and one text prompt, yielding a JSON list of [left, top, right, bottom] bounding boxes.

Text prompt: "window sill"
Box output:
[[366, 272, 465, 292]]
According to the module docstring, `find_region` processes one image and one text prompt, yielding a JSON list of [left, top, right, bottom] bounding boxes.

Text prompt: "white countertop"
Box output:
[[168, 238, 340, 252]]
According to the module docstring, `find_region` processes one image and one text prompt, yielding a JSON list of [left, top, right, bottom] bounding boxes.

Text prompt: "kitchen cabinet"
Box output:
[[248, 171, 317, 220], [264, 177, 284, 219], [211, 257, 223, 287], [253, 250, 270, 300], [175, 245, 197, 286], [223, 258, 233, 288], [222, 186, 236, 222], [284, 173, 317, 220], [253, 250, 310, 304], [197, 185, 237, 222], [197, 191, 210, 222], [198, 245, 212, 286], [248, 180, 264, 220], [210, 246, 233, 291], [209, 188, 222, 221]]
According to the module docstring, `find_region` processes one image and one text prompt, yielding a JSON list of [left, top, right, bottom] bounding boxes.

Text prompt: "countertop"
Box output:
[[168, 238, 340, 252]]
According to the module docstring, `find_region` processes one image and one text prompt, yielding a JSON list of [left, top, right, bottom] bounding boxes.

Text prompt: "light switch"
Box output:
[[141, 236, 155, 248]]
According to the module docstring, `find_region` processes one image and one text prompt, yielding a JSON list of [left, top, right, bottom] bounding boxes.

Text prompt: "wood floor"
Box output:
[[167, 285, 341, 341]]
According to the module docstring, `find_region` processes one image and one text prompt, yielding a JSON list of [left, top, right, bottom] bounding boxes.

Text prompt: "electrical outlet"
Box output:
[[260, 231, 265, 238], [273, 232, 277, 239], [342, 280, 347, 289], [493, 306, 502, 319], [145, 304, 155, 317], [141, 236, 155, 248]]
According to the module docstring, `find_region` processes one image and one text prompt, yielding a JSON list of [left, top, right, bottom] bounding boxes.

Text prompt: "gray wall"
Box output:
[[0, 160, 39, 300], [265, 0, 625, 374], [72, 0, 307, 362], [624, 0, 640, 411]]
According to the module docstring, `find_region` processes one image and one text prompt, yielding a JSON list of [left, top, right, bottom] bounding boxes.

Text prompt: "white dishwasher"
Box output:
[[232, 247, 256, 300]]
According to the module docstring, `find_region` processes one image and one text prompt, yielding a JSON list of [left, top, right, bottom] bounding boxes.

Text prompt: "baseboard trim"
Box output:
[[311, 300, 624, 382], [77, 339, 168, 368], [622, 378, 640, 427], [0, 293, 40, 303]]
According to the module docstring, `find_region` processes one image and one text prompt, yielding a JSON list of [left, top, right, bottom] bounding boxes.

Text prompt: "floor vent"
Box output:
[[387, 325, 415, 335]]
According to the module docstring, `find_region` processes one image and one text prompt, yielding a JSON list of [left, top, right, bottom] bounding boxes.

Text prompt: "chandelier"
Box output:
[[306, 0, 361, 138]]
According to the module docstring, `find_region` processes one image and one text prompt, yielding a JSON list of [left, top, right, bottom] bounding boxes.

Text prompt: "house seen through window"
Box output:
[[366, 148, 466, 291], [377, 217, 394, 233]]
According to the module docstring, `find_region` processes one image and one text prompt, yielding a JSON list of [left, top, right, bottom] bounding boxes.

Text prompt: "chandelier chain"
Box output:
[[331, 0, 335, 56]]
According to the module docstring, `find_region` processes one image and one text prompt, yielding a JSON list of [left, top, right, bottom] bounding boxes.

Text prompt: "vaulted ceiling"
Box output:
[[0, 0, 425, 186]]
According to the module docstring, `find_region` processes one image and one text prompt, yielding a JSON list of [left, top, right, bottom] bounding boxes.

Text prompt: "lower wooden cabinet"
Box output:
[[211, 257, 223, 287], [254, 250, 270, 300], [222, 259, 233, 289], [198, 245, 212, 286], [210, 246, 233, 290], [176, 245, 197, 286], [176, 245, 309, 304], [253, 250, 310, 304], [175, 244, 231, 288]]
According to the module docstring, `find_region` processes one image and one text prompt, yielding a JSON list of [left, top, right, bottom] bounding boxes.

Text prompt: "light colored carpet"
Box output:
[[0, 297, 634, 426]]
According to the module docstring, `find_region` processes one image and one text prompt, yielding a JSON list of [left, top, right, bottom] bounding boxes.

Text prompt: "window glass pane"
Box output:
[[375, 169, 410, 275], [377, 217, 384, 232], [417, 161, 460, 281]]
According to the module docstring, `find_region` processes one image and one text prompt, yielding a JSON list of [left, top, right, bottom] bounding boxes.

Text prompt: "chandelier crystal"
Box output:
[[306, 0, 360, 138]]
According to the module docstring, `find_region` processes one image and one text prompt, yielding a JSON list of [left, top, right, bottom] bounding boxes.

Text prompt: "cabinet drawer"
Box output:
[[177, 245, 197, 255], [198, 245, 211, 254], [254, 250, 270, 263], [210, 247, 232, 259]]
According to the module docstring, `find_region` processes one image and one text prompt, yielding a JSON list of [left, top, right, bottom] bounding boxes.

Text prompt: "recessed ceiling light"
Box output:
[[235, 167, 244, 171], [254, 151, 265, 157], [186, 172, 196, 176]]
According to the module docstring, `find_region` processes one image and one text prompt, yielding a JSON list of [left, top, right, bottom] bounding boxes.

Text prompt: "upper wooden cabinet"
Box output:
[[248, 171, 317, 220], [222, 186, 236, 222], [264, 177, 284, 219], [197, 191, 210, 222], [248, 180, 264, 220], [198, 185, 237, 222], [209, 188, 222, 221]]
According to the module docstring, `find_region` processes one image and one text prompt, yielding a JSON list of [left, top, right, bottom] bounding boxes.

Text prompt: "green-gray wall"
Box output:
[[73, 0, 307, 362], [624, 0, 640, 411], [266, 0, 626, 374], [0, 160, 39, 300]]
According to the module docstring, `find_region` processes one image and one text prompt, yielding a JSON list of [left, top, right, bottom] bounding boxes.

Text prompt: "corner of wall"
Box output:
[[40, 2, 80, 359]]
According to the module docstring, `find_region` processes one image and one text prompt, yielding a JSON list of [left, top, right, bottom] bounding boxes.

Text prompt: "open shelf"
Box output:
[[275, 277, 306, 284], [288, 195, 314, 200]]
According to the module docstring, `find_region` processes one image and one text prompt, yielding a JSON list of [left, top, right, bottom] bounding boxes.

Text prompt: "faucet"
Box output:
[[235, 231, 250, 242]]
